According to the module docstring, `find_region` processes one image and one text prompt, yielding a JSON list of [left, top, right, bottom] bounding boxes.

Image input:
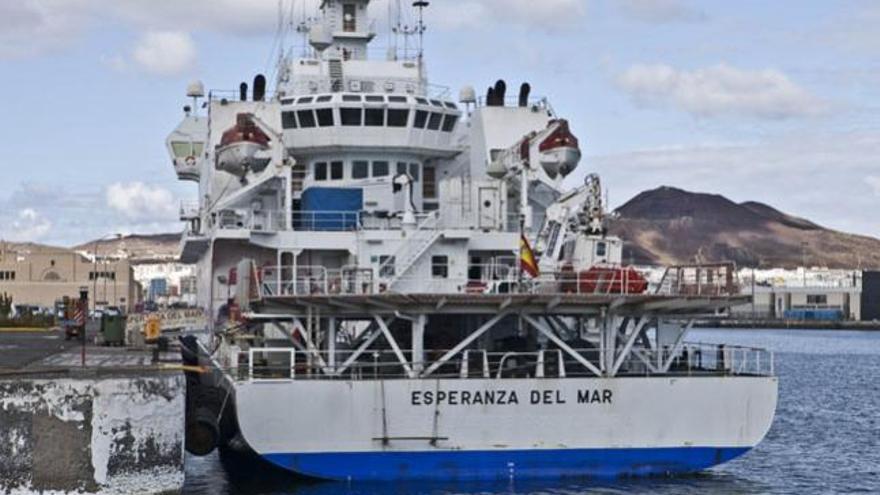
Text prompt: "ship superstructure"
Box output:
[[168, 0, 777, 481]]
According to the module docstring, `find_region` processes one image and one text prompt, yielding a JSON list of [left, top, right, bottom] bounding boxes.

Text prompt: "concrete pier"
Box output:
[[0, 330, 186, 494]]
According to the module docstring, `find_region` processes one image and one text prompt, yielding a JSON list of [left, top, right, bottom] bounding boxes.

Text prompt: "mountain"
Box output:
[[609, 186, 880, 269], [73, 233, 181, 262]]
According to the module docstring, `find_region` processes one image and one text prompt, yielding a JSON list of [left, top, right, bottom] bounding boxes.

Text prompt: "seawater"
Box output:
[[183, 329, 880, 494]]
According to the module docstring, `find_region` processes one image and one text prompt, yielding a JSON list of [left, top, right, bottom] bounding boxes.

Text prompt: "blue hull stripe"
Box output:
[[263, 446, 751, 481]]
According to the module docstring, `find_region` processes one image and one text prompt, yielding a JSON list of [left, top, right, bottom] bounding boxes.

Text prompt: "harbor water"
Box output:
[[182, 329, 880, 495]]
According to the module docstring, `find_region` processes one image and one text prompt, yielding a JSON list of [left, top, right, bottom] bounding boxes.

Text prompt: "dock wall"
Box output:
[[0, 371, 185, 494]]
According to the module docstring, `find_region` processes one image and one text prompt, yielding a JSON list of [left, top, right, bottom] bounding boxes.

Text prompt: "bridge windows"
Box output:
[[427, 112, 443, 131], [352, 160, 369, 179], [0, 271, 15, 281], [282, 111, 297, 129], [364, 108, 385, 126], [340, 107, 362, 126], [441, 114, 458, 132], [314, 162, 328, 181], [387, 109, 409, 127], [316, 108, 334, 127], [414, 110, 428, 129], [330, 161, 344, 180], [397, 162, 420, 180], [297, 109, 316, 128], [313, 161, 344, 180], [285, 99, 457, 132], [372, 161, 389, 177]]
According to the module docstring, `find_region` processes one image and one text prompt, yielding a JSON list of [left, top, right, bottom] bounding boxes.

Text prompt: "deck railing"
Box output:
[[232, 343, 773, 382], [212, 209, 446, 233], [655, 263, 740, 297], [258, 265, 375, 297], [253, 262, 747, 299]]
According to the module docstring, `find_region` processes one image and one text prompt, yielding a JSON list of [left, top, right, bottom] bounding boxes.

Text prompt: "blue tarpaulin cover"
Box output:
[[299, 187, 363, 231]]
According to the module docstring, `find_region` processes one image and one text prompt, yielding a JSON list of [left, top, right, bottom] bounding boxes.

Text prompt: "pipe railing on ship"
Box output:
[[234, 343, 773, 382]]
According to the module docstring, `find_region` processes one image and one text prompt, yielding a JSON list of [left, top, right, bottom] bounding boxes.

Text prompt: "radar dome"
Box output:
[[459, 86, 476, 104], [186, 80, 205, 98]]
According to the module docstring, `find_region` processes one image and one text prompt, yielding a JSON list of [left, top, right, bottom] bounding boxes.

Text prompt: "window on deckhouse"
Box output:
[[343, 4, 357, 32]]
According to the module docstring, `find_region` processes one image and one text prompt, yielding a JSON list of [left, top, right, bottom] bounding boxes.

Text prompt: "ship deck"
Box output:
[[251, 292, 750, 318]]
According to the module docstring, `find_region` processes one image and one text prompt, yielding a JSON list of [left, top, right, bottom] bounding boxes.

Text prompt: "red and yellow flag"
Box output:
[[520, 235, 540, 278]]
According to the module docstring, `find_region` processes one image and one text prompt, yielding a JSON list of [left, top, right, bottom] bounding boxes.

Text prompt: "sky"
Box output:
[[1, 0, 878, 246]]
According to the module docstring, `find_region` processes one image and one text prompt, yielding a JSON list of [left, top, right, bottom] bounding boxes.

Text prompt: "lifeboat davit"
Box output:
[[215, 113, 271, 178]]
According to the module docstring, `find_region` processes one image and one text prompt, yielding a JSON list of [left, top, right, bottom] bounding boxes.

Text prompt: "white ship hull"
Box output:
[[234, 375, 777, 480]]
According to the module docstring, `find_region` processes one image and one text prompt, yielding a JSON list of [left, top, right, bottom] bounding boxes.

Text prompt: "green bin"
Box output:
[[101, 312, 126, 346]]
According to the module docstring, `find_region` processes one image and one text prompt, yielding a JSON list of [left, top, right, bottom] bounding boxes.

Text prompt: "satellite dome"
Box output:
[[186, 80, 205, 98], [459, 85, 476, 104]]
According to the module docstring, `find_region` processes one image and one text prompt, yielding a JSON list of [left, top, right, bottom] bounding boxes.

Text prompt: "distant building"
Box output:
[[0, 243, 141, 312], [180, 276, 198, 295], [732, 270, 862, 321], [148, 278, 168, 301]]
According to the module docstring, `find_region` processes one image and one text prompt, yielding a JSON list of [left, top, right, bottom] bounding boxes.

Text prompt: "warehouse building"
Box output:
[[0, 243, 141, 313]]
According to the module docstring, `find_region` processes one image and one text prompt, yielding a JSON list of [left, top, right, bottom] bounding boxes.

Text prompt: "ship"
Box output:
[[167, 0, 777, 482]]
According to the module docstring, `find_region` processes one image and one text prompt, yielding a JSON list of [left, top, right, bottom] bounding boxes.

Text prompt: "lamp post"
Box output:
[[92, 233, 122, 314]]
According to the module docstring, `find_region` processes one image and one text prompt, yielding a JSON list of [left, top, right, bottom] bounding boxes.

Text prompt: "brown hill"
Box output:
[[610, 186, 880, 269], [74, 233, 181, 262]]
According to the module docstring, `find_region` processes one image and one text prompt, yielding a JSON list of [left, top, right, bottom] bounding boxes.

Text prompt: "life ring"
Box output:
[[185, 155, 197, 167]]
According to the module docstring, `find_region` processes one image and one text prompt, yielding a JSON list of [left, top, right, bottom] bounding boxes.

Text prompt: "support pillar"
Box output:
[[411, 314, 426, 374], [328, 317, 337, 371]]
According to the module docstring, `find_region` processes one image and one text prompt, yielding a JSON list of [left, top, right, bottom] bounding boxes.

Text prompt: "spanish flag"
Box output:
[[520, 234, 540, 277]]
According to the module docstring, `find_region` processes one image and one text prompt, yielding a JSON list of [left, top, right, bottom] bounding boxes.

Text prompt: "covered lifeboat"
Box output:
[[215, 113, 271, 178]]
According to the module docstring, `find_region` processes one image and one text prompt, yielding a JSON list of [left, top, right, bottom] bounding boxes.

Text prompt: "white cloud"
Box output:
[[395, 0, 587, 31], [0, 0, 91, 59], [5, 209, 53, 242], [106, 182, 177, 222], [130, 31, 197, 76], [616, 63, 826, 120], [0, 0, 280, 60], [616, 0, 706, 23]]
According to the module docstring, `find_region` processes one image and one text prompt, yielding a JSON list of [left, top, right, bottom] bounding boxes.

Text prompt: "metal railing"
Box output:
[[655, 263, 740, 297], [232, 342, 773, 382], [259, 265, 374, 297], [212, 209, 446, 233], [253, 261, 753, 299], [254, 263, 669, 298]]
